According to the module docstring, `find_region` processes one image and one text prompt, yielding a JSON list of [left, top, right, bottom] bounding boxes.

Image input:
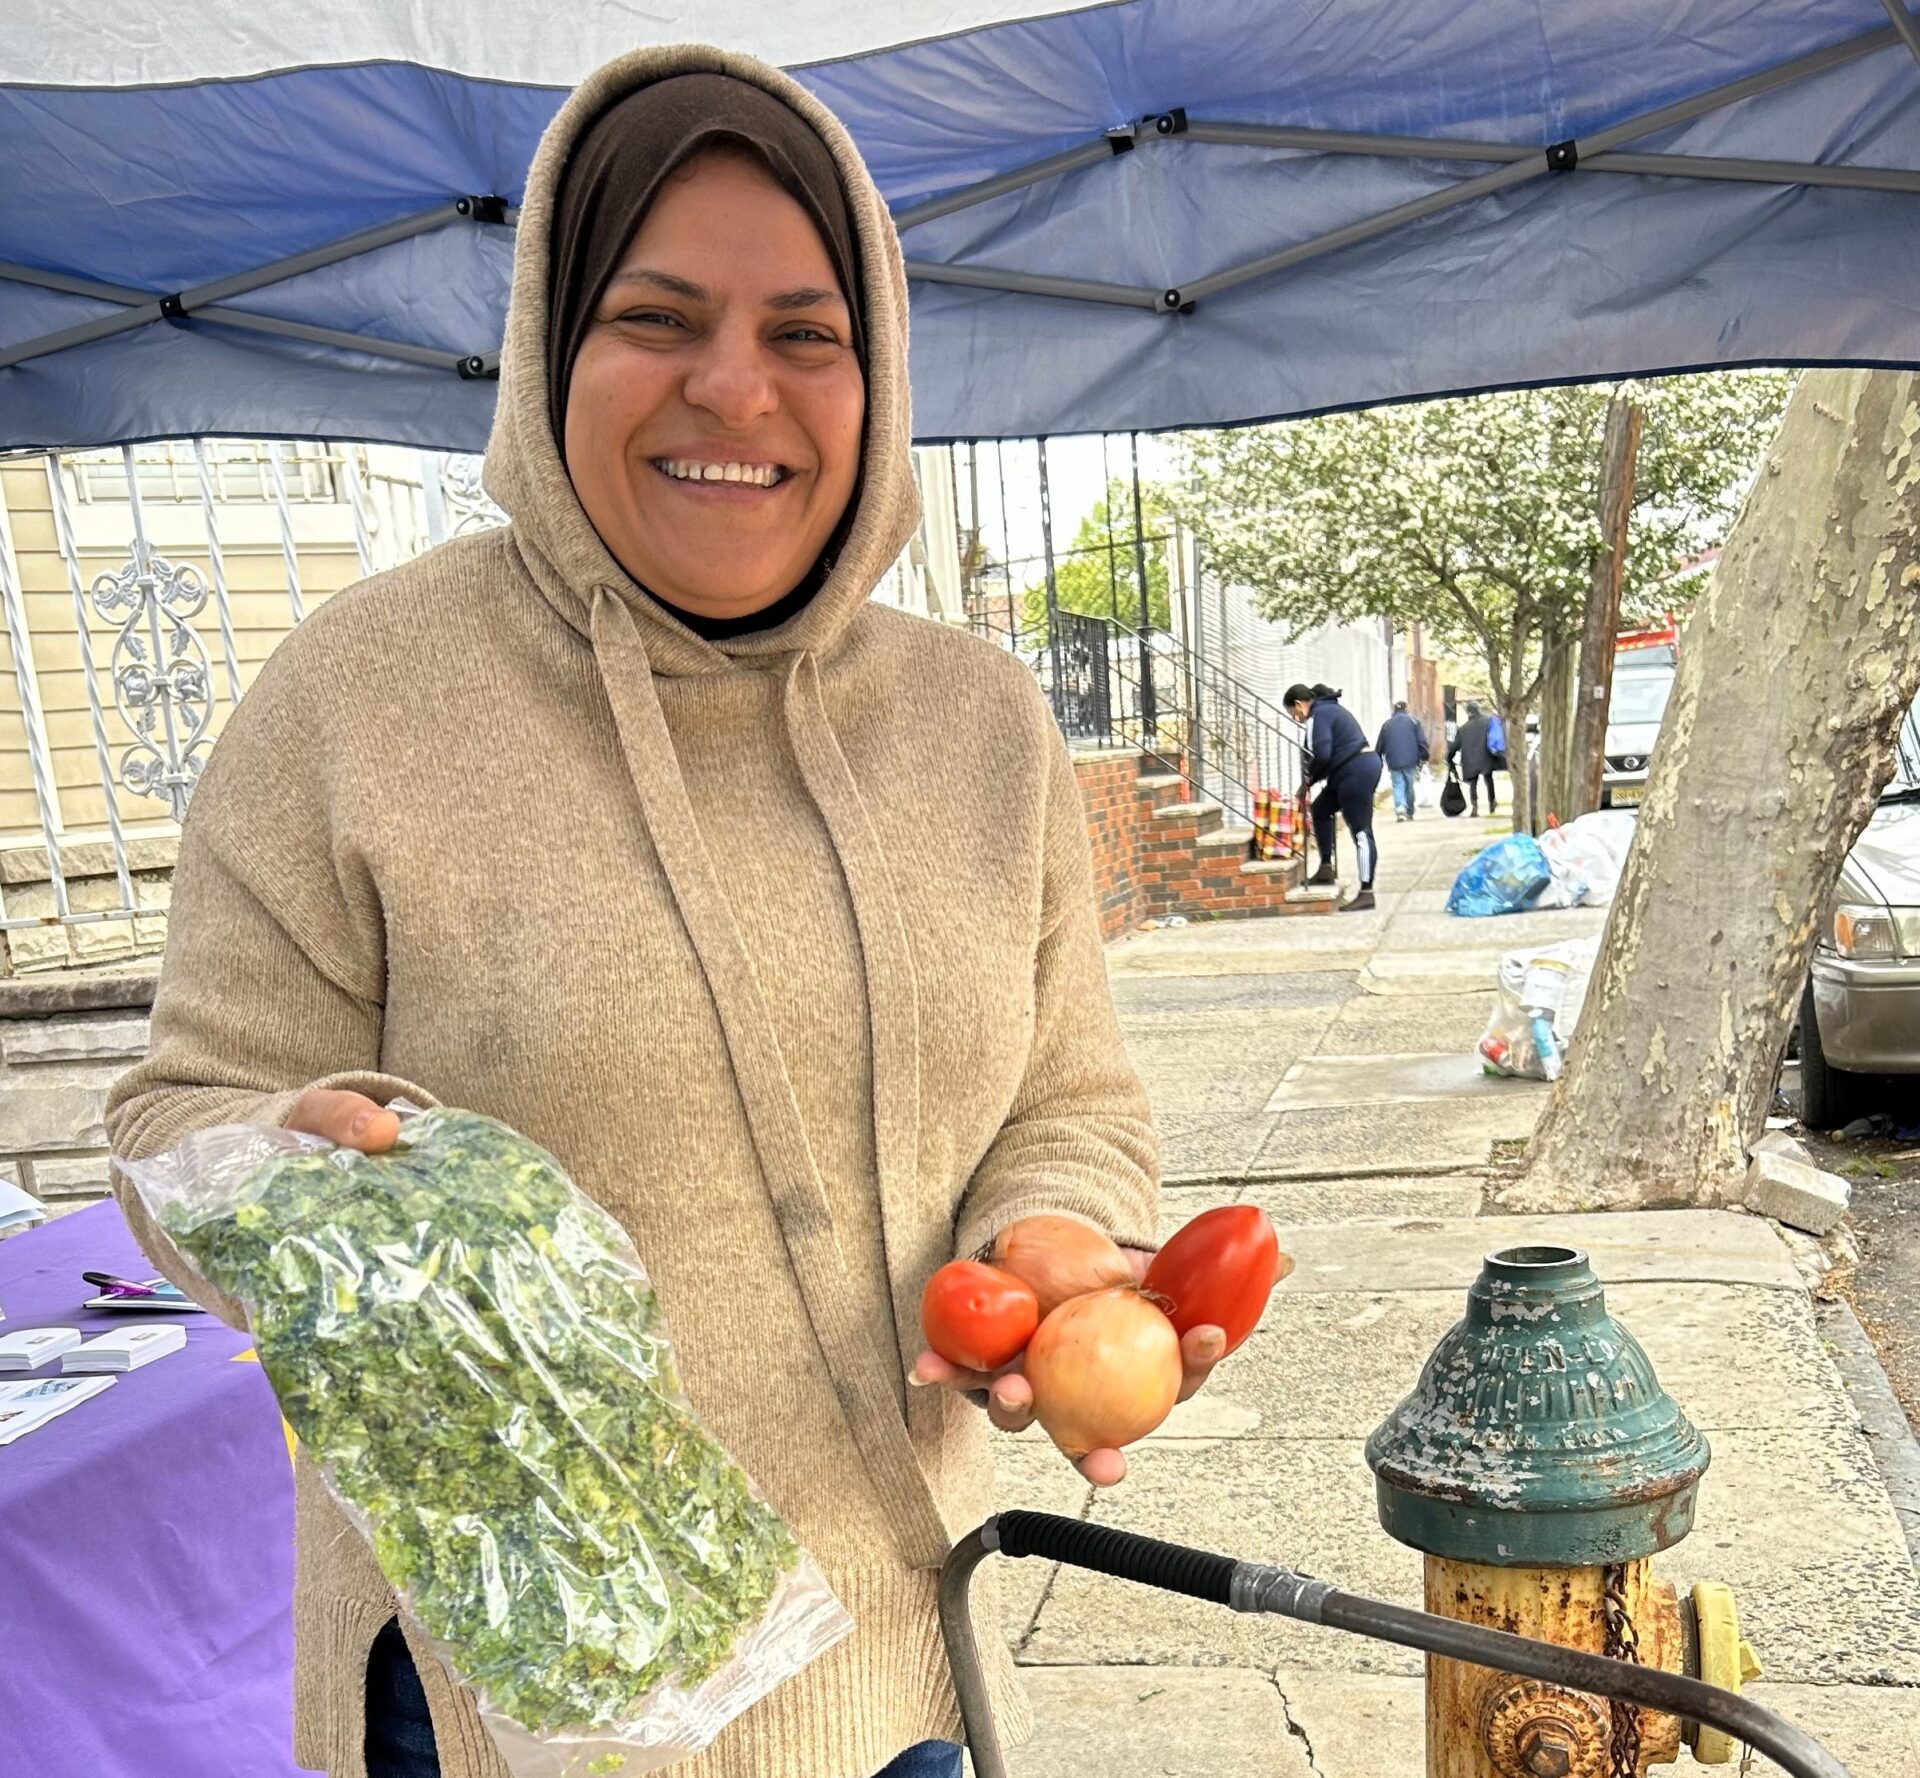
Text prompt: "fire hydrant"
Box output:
[[1365, 1244, 1763, 1777]]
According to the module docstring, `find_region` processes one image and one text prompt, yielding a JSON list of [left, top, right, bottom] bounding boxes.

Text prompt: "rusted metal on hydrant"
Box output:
[[1366, 1245, 1758, 1775]]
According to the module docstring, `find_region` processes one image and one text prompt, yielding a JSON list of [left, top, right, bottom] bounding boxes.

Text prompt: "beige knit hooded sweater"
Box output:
[[104, 42, 1159, 1778]]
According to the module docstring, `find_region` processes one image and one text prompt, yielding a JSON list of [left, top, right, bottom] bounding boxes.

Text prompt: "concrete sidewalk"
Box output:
[[989, 813, 1920, 1777]]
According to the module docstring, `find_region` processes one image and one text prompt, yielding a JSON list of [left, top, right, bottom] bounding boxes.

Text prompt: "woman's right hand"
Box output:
[[285, 1088, 401, 1153]]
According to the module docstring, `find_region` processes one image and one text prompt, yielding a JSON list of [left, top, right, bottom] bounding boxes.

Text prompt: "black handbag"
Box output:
[[1440, 769, 1467, 818]]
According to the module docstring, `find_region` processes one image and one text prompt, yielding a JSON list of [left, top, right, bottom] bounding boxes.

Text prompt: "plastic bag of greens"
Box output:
[[118, 1106, 851, 1777]]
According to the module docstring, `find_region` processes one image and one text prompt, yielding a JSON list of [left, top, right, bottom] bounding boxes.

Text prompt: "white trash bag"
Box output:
[[1477, 936, 1602, 1081]]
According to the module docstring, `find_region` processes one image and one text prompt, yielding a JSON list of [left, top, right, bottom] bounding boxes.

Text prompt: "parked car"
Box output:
[[1600, 638, 1677, 809], [1797, 692, 1920, 1129]]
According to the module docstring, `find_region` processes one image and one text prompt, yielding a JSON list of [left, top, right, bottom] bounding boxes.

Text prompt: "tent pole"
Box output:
[[1131, 433, 1156, 742], [1184, 21, 1903, 304], [903, 261, 1162, 307], [0, 202, 503, 373], [0, 261, 487, 372], [894, 139, 1119, 229], [1039, 437, 1064, 729], [1183, 121, 1920, 195], [1880, 0, 1920, 70]]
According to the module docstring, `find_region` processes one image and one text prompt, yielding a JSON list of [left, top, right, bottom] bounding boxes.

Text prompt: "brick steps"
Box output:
[[1073, 748, 1329, 937]]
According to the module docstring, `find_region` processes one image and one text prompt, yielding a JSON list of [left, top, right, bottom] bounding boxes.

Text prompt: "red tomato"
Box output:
[[1142, 1206, 1289, 1354], [920, 1261, 1040, 1372]]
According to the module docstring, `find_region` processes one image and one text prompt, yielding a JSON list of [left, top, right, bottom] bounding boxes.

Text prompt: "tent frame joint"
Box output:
[[455, 194, 510, 225], [1546, 139, 1579, 173], [1152, 108, 1190, 137]]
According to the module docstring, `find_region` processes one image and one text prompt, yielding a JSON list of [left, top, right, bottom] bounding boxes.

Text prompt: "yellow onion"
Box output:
[[1024, 1287, 1182, 1459], [991, 1214, 1134, 1318]]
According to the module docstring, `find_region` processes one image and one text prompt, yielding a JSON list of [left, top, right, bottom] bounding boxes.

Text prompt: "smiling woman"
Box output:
[[104, 46, 1164, 1778], [562, 145, 866, 628]]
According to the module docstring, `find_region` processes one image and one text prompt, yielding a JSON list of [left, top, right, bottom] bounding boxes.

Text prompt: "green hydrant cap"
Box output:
[[1365, 1244, 1710, 1567]]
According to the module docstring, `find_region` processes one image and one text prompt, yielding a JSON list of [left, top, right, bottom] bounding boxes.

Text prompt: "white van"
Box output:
[[1601, 640, 1677, 809]]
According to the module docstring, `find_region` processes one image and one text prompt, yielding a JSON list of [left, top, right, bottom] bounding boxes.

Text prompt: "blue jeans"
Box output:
[[1389, 766, 1418, 818], [365, 1617, 963, 1778]]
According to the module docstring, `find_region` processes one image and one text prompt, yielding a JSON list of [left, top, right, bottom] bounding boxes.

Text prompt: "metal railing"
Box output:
[[980, 601, 1306, 833], [0, 443, 503, 966]]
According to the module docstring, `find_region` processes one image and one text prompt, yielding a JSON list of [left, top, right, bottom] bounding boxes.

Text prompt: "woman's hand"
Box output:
[[285, 1088, 402, 1154], [910, 1247, 1227, 1487]]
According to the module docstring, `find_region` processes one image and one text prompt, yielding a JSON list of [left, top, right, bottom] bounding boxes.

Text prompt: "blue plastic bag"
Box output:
[[1447, 834, 1552, 917]]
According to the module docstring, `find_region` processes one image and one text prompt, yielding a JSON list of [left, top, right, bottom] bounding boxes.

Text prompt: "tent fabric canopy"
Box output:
[[4, 0, 1920, 453]]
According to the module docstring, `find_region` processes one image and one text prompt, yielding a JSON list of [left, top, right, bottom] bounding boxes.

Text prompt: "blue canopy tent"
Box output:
[[4, 0, 1920, 451]]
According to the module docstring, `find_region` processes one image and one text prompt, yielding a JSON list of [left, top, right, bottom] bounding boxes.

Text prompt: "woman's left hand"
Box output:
[[910, 1248, 1227, 1487]]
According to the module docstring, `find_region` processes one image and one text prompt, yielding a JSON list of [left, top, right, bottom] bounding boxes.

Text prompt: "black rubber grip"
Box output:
[[994, 1511, 1237, 1605]]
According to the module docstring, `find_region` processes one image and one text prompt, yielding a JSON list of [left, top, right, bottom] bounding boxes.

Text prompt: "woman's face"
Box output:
[[563, 149, 865, 620]]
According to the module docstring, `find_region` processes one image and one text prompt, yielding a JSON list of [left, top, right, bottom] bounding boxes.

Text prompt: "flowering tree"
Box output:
[[1183, 374, 1792, 830]]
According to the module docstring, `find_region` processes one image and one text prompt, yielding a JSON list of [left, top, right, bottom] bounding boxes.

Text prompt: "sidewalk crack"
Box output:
[[1014, 1483, 1097, 1657], [1269, 1671, 1326, 1776]]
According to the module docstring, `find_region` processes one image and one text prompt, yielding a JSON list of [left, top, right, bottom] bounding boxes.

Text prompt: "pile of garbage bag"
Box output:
[[1478, 935, 1602, 1081], [1447, 811, 1637, 916]]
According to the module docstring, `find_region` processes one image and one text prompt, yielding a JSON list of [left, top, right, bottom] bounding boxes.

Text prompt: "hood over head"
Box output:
[[482, 45, 920, 676]]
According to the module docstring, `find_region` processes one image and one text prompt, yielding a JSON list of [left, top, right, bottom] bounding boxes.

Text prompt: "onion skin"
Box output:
[[1023, 1287, 1182, 1459], [991, 1214, 1135, 1317]]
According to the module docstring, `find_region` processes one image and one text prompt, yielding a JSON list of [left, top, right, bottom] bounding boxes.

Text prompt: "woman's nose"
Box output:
[[681, 332, 779, 428]]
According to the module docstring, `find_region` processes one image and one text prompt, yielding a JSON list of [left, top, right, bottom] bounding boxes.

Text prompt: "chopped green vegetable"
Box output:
[[162, 1109, 799, 1732]]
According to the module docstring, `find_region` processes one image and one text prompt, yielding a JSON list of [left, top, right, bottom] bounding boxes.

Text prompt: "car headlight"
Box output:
[[1899, 910, 1920, 958], [1832, 903, 1900, 959]]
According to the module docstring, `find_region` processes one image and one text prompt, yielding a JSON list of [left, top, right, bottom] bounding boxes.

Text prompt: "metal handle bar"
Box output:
[[939, 1512, 1852, 1778]]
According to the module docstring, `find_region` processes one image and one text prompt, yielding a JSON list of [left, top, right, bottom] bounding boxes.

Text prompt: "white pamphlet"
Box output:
[[0, 1327, 84, 1372], [62, 1322, 188, 1373], [0, 1373, 116, 1444]]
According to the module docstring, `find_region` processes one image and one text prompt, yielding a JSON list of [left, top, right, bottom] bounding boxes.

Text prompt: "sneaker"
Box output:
[[1339, 889, 1377, 912]]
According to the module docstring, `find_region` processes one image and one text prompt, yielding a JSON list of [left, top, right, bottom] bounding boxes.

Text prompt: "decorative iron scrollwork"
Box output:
[[90, 550, 214, 821]]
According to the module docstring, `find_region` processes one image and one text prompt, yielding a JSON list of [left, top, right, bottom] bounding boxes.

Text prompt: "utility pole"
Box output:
[[1570, 396, 1644, 814]]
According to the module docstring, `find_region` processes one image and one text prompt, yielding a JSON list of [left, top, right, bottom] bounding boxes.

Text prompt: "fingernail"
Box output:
[[1202, 1331, 1226, 1359], [907, 1370, 932, 1387], [349, 1110, 373, 1136]]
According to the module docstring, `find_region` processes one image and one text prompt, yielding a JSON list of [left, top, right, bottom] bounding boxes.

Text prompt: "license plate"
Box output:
[[1610, 783, 1644, 806]]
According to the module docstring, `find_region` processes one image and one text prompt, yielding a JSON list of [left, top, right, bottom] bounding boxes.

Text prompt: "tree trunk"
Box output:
[[1506, 371, 1920, 1211], [1570, 399, 1643, 816], [1536, 613, 1576, 828]]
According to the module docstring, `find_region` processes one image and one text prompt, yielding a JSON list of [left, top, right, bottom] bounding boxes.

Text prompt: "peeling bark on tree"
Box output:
[[1507, 371, 1920, 1212]]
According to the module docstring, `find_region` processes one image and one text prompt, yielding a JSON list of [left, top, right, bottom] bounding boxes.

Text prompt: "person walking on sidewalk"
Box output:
[[1286, 681, 1382, 912], [1448, 701, 1499, 815], [1375, 700, 1428, 823]]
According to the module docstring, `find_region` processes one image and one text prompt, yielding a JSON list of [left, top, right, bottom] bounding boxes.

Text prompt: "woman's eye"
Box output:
[[619, 310, 683, 329], [781, 326, 837, 345]]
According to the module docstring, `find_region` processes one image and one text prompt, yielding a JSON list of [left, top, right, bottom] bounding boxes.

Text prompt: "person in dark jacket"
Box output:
[[1285, 681, 1383, 911], [1375, 700, 1429, 823], [1448, 701, 1499, 815]]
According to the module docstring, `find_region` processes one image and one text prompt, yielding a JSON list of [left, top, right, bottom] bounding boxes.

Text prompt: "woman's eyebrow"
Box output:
[[766, 286, 844, 311], [602, 268, 843, 313], [605, 268, 707, 301]]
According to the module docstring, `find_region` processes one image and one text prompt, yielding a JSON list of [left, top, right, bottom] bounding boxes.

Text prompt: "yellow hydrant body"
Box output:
[[1366, 1245, 1758, 1778], [1424, 1557, 1684, 1778]]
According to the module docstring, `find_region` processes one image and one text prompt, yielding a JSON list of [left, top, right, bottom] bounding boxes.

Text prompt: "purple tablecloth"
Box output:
[[0, 1200, 307, 1778]]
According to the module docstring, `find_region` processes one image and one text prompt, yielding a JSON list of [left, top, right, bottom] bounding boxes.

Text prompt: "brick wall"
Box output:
[[1071, 749, 1324, 938], [1076, 752, 1161, 939]]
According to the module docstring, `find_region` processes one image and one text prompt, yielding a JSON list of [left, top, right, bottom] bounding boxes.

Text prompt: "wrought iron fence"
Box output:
[[984, 601, 1305, 832], [0, 443, 506, 965]]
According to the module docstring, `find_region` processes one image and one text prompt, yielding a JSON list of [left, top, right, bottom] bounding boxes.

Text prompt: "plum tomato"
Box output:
[[920, 1260, 1040, 1372]]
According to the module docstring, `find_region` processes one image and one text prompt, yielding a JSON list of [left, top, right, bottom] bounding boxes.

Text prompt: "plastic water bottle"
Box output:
[[1530, 1014, 1563, 1082]]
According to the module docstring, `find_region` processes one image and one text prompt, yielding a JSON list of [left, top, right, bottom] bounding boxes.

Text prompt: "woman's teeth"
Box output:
[[655, 460, 783, 487]]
